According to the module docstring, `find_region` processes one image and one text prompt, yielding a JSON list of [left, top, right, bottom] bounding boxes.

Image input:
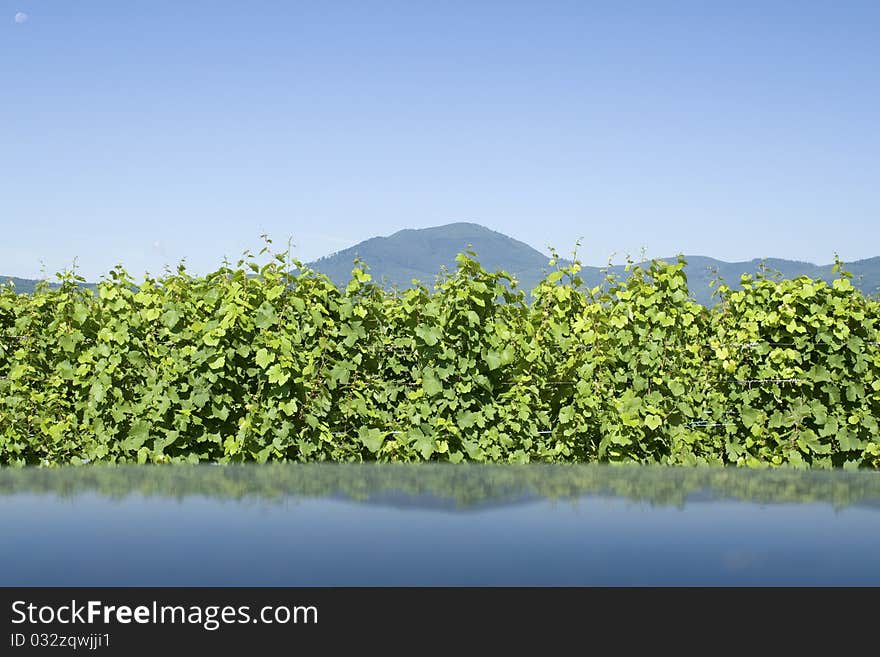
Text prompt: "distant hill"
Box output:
[[308, 223, 880, 305], [652, 256, 880, 305], [307, 222, 553, 292], [4, 223, 879, 305], [0, 277, 54, 295], [0, 277, 97, 295]]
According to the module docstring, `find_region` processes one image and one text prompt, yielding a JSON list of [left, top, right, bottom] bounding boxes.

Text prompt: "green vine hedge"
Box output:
[[1, 245, 878, 467]]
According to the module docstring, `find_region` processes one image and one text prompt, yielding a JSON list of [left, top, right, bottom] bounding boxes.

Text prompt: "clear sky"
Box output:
[[2, 1, 878, 280]]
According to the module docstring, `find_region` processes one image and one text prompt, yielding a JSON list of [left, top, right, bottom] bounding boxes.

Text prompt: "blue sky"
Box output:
[[2, 1, 878, 280]]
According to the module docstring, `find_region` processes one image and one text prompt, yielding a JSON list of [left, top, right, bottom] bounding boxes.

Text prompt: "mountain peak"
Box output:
[[305, 223, 880, 302], [310, 222, 551, 288], [390, 221, 490, 235]]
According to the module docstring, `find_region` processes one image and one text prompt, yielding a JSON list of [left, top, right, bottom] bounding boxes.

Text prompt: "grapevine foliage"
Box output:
[[1, 245, 878, 467]]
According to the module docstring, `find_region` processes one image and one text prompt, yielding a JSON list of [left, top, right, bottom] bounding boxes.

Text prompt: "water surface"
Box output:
[[1, 465, 878, 586]]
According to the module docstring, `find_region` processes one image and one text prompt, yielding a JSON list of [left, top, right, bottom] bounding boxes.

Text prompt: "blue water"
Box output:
[[0, 465, 878, 586]]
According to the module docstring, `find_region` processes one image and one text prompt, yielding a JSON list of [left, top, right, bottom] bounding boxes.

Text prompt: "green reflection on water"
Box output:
[[1, 464, 879, 510]]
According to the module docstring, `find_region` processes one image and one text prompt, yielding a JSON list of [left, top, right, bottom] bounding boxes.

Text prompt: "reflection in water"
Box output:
[[0, 465, 879, 585], [0, 463, 878, 509]]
